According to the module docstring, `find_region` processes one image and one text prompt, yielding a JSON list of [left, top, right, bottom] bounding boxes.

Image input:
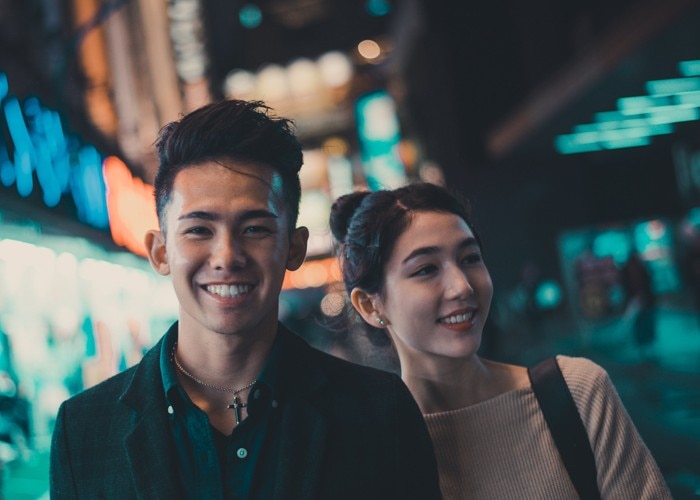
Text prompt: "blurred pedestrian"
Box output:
[[621, 251, 657, 361]]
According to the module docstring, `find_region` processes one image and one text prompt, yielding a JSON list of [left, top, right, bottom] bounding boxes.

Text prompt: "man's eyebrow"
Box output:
[[401, 237, 479, 264], [177, 209, 279, 222]]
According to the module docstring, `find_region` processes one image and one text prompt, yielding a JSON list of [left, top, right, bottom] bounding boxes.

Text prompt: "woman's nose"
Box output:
[[445, 266, 473, 300]]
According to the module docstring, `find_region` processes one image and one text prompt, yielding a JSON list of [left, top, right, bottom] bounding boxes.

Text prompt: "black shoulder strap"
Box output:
[[528, 357, 601, 500]]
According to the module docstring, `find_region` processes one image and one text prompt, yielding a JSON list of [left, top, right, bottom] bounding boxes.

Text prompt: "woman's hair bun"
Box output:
[[329, 190, 371, 242]]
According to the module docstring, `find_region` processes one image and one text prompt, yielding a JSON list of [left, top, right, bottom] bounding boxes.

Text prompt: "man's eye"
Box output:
[[184, 226, 210, 236], [244, 226, 273, 235], [462, 253, 483, 265]]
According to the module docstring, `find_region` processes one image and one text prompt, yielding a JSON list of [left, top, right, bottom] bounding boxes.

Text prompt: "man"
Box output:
[[50, 100, 441, 499]]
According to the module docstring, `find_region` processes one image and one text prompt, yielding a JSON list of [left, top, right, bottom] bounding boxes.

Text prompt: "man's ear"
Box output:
[[286, 226, 309, 271], [350, 288, 385, 327], [144, 229, 170, 276]]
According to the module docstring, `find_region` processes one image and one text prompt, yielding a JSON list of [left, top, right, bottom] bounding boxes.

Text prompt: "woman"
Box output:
[[329, 182, 671, 499]]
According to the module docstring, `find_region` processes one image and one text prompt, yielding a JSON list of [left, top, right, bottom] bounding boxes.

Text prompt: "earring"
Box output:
[[378, 318, 386, 327]]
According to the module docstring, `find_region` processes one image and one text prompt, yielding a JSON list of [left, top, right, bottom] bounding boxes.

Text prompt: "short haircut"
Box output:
[[153, 99, 303, 232]]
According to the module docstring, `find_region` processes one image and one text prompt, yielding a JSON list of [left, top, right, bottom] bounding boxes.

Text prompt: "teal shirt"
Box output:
[[161, 323, 285, 499]]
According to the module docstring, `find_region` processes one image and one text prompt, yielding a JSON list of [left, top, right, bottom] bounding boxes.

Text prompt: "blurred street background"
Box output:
[[1, 0, 700, 498]]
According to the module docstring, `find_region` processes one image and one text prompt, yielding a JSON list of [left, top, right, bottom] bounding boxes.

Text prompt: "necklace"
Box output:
[[171, 342, 257, 424]]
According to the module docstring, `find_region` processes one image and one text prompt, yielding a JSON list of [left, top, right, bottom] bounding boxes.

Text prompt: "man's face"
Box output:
[[146, 160, 307, 340]]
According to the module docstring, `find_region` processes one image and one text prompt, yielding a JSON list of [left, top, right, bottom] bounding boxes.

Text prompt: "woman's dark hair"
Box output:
[[153, 99, 303, 232], [329, 182, 481, 344]]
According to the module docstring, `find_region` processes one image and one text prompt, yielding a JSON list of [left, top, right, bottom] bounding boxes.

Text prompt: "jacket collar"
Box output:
[[118, 323, 334, 500]]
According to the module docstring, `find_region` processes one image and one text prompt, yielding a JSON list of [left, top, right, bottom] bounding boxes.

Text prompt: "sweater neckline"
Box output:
[[422, 384, 532, 418]]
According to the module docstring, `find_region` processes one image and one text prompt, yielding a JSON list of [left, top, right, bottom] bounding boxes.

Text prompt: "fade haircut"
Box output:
[[153, 99, 303, 233]]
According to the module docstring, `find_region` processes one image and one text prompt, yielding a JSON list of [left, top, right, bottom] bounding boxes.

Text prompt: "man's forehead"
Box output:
[[169, 159, 287, 216], [212, 158, 282, 187]]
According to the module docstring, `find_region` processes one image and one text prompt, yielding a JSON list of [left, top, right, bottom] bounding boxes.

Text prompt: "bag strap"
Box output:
[[528, 357, 601, 500]]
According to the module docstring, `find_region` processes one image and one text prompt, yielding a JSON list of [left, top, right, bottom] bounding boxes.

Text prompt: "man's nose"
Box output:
[[210, 236, 247, 270]]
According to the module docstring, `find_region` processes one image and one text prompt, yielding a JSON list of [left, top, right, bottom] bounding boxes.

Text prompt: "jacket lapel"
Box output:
[[120, 338, 182, 499], [272, 327, 330, 500]]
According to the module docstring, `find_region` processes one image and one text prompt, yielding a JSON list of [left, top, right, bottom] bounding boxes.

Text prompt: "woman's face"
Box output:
[[374, 211, 493, 368]]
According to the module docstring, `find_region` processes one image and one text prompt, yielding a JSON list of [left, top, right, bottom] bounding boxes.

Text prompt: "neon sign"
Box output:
[[355, 90, 407, 190], [0, 73, 110, 229]]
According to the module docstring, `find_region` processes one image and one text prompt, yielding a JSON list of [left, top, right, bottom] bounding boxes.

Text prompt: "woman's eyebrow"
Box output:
[[401, 237, 479, 264]]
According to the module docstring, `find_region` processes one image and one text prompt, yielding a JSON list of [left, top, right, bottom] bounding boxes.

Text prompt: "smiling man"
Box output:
[[49, 100, 441, 500]]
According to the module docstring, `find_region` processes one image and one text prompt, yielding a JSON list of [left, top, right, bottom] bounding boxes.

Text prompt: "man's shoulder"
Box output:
[[62, 336, 163, 409], [310, 345, 396, 380], [62, 364, 139, 408], [285, 330, 402, 395]]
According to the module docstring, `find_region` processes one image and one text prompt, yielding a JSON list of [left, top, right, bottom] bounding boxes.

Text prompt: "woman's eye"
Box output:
[[412, 265, 437, 277]]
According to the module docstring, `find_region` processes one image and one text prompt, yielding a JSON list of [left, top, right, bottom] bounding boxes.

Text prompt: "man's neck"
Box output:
[[173, 319, 277, 393]]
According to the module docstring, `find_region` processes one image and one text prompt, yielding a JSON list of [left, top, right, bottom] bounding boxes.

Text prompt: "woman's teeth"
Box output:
[[439, 311, 475, 324]]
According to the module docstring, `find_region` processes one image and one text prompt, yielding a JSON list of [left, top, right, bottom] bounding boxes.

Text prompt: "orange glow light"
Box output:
[[103, 156, 159, 257]]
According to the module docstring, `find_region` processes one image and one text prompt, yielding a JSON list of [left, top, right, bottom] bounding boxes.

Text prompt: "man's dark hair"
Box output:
[[153, 99, 303, 232]]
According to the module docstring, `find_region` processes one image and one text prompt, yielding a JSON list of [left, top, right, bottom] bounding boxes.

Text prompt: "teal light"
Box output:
[[647, 106, 699, 124], [0, 73, 7, 100], [646, 77, 700, 95], [577, 117, 649, 131], [676, 91, 700, 106], [679, 60, 700, 77], [617, 95, 673, 114], [555, 124, 670, 154], [556, 59, 700, 155], [554, 136, 601, 154], [600, 136, 650, 150], [554, 139, 603, 155], [534, 280, 562, 310], [239, 4, 262, 29], [595, 110, 633, 122], [366, 0, 391, 16], [593, 230, 631, 265], [688, 207, 700, 227]]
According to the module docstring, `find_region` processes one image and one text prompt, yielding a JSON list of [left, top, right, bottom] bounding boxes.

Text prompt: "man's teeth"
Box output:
[[206, 284, 251, 297], [440, 311, 475, 324]]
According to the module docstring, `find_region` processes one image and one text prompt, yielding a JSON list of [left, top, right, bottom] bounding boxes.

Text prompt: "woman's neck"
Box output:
[[401, 356, 528, 414]]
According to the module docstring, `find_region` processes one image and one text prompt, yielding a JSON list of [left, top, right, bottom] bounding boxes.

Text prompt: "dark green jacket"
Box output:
[[50, 323, 441, 500]]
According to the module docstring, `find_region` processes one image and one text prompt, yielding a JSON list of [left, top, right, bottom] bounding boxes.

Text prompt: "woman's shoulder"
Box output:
[[553, 355, 614, 404]]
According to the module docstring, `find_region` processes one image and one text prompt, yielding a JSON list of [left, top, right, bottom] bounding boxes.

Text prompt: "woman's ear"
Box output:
[[350, 288, 386, 328], [144, 229, 170, 276]]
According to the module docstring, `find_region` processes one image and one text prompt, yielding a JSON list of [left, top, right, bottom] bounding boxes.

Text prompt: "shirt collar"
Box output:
[[160, 322, 289, 408], [160, 322, 180, 404]]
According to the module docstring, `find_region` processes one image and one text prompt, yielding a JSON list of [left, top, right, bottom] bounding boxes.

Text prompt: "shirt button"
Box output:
[[167, 405, 174, 415], [253, 389, 261, 400], [271, 400, 278, 408], [237, 448, 248, 459]]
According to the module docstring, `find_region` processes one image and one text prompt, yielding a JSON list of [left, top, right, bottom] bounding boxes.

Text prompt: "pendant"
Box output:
[[227, 395, 246, 424]]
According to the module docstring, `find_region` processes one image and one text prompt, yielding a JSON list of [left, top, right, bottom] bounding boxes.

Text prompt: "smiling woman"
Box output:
[[330, 181, 672, 500]]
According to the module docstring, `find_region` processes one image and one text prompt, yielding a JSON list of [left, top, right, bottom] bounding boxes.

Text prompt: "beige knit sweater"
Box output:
[[423, 356, 671, 499]]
